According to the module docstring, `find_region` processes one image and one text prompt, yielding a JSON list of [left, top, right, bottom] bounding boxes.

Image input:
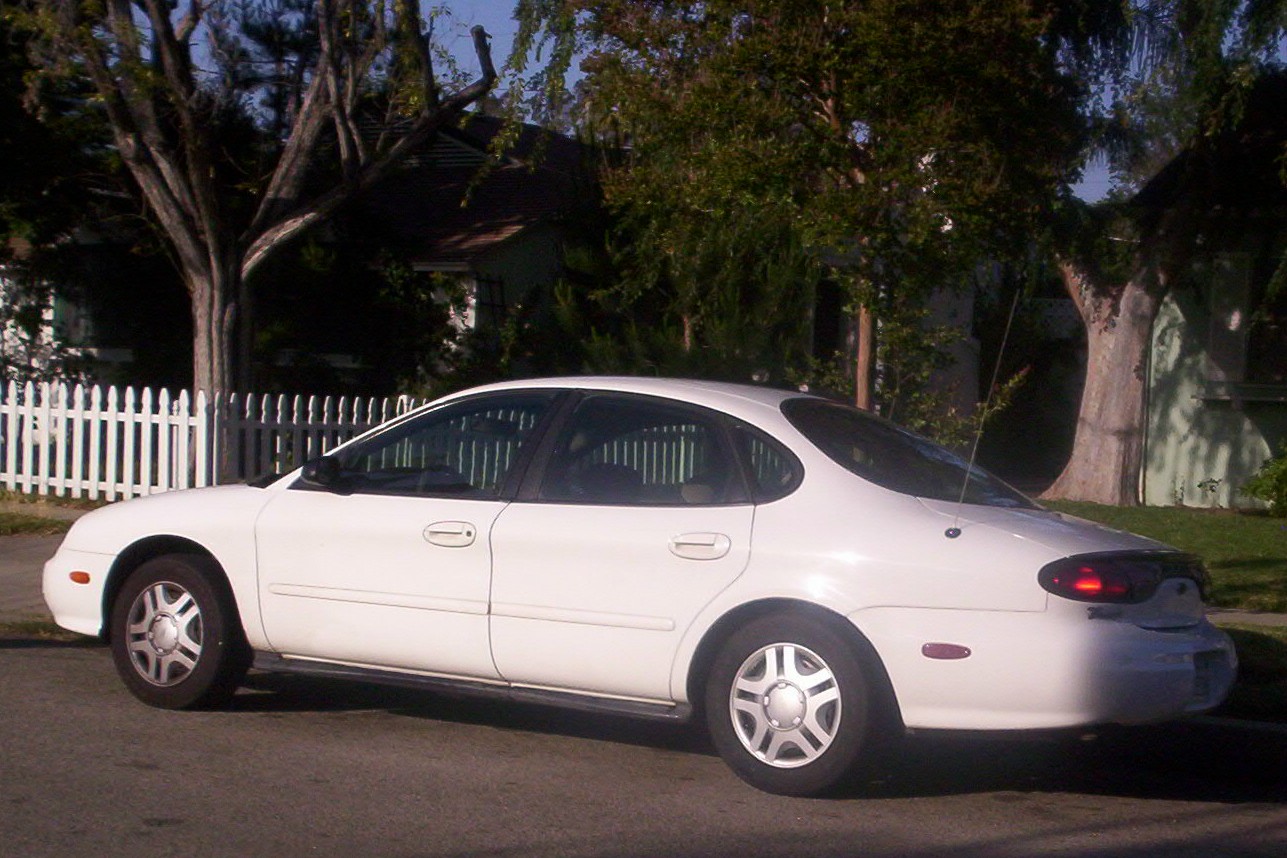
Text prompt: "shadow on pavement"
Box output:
[[234, 670, 1287, 805]]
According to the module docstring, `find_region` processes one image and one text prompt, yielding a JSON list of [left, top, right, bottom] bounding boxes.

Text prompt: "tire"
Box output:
[[109, 554, 250, 710], [704, 612, 883, 796]]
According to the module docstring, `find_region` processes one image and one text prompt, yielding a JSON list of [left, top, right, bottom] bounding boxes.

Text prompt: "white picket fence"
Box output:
[[0, 381, 422, 501]]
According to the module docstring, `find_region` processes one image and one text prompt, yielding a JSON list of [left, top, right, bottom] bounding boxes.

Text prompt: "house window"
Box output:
[[1247, 267, 1286, 384], [474, 276, 506, 332], [1205, 253, 1253, 383]]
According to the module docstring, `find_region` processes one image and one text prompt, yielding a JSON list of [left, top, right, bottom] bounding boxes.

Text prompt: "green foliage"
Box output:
[[1244, 445, 1287, 516], [507, 1, 1136, 443], [0, 511, 71, 536]]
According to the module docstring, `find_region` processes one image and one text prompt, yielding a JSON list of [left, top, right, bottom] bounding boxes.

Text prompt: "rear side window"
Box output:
[[539, 395, 748, 506], [782, 398, 1035, 508]]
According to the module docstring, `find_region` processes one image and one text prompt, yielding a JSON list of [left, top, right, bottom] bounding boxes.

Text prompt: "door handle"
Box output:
[[424, 521, 477, 548], [669, 532, 731, 561]]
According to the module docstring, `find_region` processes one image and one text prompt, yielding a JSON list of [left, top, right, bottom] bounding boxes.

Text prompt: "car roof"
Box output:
[[437, 376, 813, 419]]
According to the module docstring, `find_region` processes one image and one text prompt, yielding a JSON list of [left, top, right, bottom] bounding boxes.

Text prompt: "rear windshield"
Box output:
[[782, 398, 1036, 508]]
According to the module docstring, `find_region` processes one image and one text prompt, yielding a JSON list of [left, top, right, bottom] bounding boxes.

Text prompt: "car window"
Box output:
[[540, 395, 747, 506], [318, 393, 555, 498], [732, 424, 802, 503], [782, 397, 1036, 508]]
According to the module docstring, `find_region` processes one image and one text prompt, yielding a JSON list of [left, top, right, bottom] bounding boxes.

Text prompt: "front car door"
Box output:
[[255, 391, 557, 678], [488, 393, 756, 703]]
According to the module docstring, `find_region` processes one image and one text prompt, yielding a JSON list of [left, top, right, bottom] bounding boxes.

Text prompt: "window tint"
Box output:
[[319, 393, 553, 498], [540, 395, 746, 506], [782, 398, 1035, 508], [732, 425, 801, 503]]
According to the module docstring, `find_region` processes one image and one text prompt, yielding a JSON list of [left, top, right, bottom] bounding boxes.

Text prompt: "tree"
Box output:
[[1, 13, 105, 382], [512, 1, 1135, 427], [1042, 1, 1287, 505], [6, 1, 498, 396]]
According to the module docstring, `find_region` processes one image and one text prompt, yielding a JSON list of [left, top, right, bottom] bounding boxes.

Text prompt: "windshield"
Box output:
[[782, 398, 1037, 509]]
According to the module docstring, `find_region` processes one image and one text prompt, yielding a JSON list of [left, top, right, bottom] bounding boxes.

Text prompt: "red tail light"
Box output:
[[1038, 552, 1209, 604]]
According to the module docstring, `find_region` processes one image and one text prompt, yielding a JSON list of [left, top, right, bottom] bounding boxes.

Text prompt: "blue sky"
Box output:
[[438, 2, 522, 69]]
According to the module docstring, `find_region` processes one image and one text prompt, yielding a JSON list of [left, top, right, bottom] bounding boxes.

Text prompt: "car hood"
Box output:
[[914, 498, 1171, 558]]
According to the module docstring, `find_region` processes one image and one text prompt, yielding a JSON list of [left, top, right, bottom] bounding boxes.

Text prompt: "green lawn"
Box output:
[[1046, 501, 1287, 613], [0, 511, 72, 537]]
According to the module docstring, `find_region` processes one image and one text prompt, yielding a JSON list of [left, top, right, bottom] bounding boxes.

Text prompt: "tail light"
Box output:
[[1038, 551, 1210, 604]]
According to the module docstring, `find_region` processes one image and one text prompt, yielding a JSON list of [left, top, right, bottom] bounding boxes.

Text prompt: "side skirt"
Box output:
[[252, 652, 694, 722]]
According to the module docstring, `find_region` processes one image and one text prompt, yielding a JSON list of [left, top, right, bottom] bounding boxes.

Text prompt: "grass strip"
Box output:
[[0, 512, 72, 536]]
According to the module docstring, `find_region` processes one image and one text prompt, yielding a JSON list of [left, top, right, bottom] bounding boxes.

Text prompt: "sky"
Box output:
[[437, 2, 523, 71]]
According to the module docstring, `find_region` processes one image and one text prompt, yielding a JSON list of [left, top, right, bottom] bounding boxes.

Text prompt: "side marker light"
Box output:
[[922, 642, 972, 660], [69, 571, 91, 585]]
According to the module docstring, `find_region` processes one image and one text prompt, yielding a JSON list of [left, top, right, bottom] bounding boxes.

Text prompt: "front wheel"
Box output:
[[705, 613, 883, 796], [109, 554, 249, 710]]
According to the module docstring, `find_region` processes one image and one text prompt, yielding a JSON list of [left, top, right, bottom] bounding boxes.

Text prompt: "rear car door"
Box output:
[[488, 393, 755, 702]]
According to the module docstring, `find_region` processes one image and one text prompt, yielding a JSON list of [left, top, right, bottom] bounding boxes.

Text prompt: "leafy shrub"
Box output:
[[1244, 444, 1287, 516]]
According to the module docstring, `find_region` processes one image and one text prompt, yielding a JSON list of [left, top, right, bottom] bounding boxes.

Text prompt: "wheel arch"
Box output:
[[684, 598, 904, 731], [100, 536, 222, 643]]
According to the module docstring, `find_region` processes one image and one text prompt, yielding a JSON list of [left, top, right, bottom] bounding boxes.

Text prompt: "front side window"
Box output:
[[308, 393, 554, 498], [540, 395, 747, 506], [782, 397, 1035, 508]]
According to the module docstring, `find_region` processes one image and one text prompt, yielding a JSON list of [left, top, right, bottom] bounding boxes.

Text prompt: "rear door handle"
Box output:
[[669, 532, 731, 561], [424, 521, 477, 548]]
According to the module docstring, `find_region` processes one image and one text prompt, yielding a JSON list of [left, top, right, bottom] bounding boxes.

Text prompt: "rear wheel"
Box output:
[[109, 554, 249, 709], [705, 613, 882, 796]]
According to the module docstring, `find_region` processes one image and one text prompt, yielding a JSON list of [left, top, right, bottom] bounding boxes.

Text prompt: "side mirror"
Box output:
[[299, 455, 343, 488]]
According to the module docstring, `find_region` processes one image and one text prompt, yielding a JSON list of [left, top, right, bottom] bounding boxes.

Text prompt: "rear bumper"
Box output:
[[1082, 619, 1237, 724], [855, 607, 1239, 731]]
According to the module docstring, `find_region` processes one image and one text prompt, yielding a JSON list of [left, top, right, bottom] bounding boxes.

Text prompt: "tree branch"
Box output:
[[242, 24, 498, 282]]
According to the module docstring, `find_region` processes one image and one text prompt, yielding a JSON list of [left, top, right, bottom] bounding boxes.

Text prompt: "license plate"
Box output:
[[1192, 651, 1222, 702]]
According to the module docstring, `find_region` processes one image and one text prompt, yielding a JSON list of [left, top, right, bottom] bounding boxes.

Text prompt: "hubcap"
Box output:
[[729, 642, 841, 768], [125, 581, 203, 686]]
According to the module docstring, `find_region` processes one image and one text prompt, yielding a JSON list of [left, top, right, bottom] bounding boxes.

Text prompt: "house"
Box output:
[[359, 115, 591, 338], [2, 115, 593, 393], [1139, 81, 1287, 508]]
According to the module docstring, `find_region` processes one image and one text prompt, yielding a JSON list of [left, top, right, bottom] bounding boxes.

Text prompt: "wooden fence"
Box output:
[[0, 381, 421, 501]]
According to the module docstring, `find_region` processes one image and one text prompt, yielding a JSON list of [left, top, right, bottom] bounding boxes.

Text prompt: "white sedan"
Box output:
[[43, 377, 1237, 795]]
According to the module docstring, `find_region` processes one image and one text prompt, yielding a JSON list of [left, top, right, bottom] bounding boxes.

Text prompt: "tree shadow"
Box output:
[[1213, 557, 1287, 572], [0, 633, 103, 650], [841, 723, 1287, 804]]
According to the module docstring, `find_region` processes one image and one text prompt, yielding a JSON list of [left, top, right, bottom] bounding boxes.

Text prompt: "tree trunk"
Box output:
[[854, 304, 875, 410], [187, 263, 237, 398], [1041, 268, 1162, 505]]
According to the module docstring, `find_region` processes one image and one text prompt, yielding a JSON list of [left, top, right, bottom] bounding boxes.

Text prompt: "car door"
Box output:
[[255, 391, 557, 678], [488, 393, 755, 702]]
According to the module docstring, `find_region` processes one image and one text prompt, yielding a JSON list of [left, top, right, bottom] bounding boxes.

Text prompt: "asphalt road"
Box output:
[[2, 636, 1286, 858]]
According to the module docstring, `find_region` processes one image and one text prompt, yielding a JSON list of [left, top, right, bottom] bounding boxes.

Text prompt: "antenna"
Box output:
[[945, 285, 1022, 539]]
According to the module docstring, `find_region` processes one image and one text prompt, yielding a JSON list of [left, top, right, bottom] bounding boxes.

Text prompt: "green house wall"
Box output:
[[1144, 277, 1287, 509]]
